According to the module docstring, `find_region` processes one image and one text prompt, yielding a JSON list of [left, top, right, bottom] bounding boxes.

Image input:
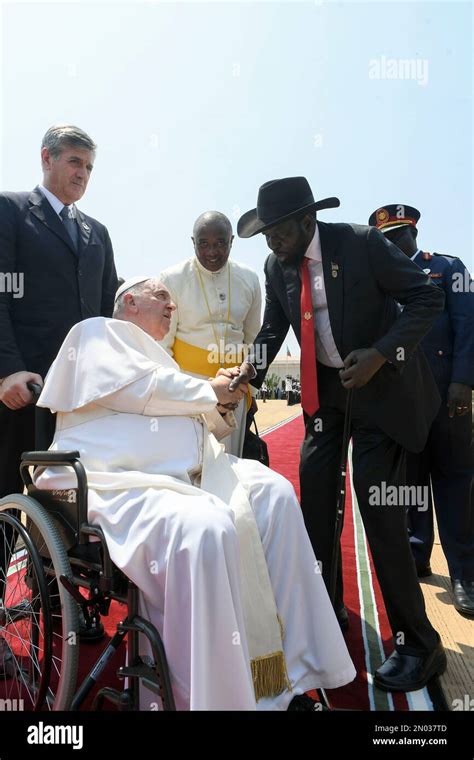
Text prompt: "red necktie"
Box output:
[[300, 257, 319, 417]]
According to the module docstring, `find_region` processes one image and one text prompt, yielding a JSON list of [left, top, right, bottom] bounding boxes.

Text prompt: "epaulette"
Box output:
[[431, 252, 456, 260]]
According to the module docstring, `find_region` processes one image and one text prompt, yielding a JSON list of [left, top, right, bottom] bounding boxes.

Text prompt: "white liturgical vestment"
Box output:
[[159, 257, 262, 455], [35, 317, 355, 711]]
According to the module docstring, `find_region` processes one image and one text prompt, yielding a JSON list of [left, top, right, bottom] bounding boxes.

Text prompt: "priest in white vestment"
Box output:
[[35, 277, 355, 711], [158, 211, 262, 456]]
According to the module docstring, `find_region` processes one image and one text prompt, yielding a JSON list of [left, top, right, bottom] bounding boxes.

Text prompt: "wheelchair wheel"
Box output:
[[0, 494, 79, 710]]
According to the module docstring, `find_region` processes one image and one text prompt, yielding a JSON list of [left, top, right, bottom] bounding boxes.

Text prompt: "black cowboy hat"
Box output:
[[237, 177, 340, 238]]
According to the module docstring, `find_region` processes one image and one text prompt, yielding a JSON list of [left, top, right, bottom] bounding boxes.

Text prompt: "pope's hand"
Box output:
[[217, 402, 239, 414], [210, 374, 248, 406], [0, 371, 43, 410]]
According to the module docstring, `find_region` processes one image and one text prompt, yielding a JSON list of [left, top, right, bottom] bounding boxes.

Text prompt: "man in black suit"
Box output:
[[0, 125, 118, 652], [233, 177, 446, 692]]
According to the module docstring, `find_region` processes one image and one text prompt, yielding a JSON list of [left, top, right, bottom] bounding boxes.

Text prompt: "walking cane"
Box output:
[[329, 387, 354, 607]]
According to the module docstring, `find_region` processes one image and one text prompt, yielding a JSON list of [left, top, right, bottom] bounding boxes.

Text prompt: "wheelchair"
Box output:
[[0, 407, 176, 711]]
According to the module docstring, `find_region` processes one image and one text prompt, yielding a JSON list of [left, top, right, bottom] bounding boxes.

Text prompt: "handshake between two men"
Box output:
[[228, 347, 389, 396], [0, 348, 386, 415], [0, 368, 250, 421], [209, 367, 250, 414]]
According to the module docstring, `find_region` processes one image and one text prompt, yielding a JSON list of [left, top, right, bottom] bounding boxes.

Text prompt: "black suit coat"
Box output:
[[252, 221, 445, 453], [0, 187, 118, 379]]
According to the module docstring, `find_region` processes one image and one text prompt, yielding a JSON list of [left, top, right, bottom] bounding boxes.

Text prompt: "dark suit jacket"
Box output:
[[251, 222, 445, 453], [0, 187, 118, 380]]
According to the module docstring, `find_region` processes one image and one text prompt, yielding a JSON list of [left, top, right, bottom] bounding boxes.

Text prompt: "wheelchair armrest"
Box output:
[[21, 450, 81, 463], [81, 524, 107, 543], [80, 524, 115, 580], [20, 450, 89, 546]]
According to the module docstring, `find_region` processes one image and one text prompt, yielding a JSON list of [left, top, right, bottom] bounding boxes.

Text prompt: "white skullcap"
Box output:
[[115, 276, 152, 302]]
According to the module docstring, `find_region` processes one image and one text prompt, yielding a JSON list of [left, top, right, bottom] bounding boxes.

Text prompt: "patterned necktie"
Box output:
[[300, 257, 319, 416], [59, 206, 79, 251]]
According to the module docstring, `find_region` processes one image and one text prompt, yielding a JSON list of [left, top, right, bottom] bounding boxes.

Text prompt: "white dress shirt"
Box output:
[[38, 184, 76, 218], [304, 226, 344, 368]]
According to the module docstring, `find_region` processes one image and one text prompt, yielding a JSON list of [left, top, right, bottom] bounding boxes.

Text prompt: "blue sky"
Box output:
[[1, 0, 471, 354]]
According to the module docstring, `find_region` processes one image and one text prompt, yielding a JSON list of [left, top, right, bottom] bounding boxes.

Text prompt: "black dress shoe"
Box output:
[[5, 599, 34, 623], [336, 606, 349, 633], [78, 607, 105, 642], [374, 642, 447, 692], [416, 563, 432, 578], [0, 637, 16, 678], [452, 580, 474, 617], [287, 694, 321, 711], [49, 599, 105, 641]]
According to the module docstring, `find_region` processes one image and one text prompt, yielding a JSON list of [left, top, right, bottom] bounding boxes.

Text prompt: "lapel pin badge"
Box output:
[[331, 262, 339, 278], [82, 222, 90, 231]]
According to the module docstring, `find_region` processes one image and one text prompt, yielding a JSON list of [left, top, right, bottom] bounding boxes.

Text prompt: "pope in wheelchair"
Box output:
[[33, 276, 355, 711]]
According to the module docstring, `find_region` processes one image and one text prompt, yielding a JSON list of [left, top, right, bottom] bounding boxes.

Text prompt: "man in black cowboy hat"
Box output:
[[369, 204, 474, 617], [232, 177, 446, 693]]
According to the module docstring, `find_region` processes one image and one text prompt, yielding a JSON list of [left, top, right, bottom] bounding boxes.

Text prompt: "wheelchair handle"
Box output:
[[27, 381, 43, 404]]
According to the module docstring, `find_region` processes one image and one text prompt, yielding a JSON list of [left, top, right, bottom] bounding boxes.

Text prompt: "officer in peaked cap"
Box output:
[[368, 204, 421, 235], [369, 203, 474, 617]]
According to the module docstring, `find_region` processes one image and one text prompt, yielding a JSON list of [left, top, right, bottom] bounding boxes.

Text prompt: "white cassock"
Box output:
[[159, 257, 262, 456], [35, 317, 355, 711]]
